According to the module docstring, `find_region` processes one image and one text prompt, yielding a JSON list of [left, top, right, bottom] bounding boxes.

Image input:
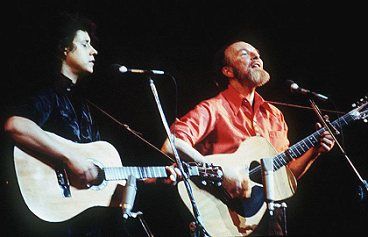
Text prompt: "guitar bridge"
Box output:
[[55, 167, 71, 197]]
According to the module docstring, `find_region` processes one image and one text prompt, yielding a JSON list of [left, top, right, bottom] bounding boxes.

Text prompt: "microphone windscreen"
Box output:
[[285, 80, 299, 90], [110, 63, 128, 73]]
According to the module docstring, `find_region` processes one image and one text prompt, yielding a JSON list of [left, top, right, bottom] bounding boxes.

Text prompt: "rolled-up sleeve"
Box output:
[[171, 101, 216, 147]]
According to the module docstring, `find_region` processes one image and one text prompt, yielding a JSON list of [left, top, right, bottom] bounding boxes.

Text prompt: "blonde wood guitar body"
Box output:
[[13, 132, 126, 222], [178, 136, 297, 236]]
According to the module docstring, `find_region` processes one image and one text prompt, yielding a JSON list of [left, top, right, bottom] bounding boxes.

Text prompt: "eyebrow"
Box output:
[[237, 48, 260, 55], [76, 39, 91, 45]]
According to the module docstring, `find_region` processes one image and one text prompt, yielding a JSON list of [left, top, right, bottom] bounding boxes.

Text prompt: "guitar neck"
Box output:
[[103, 166, 199, 181], [273, 110, 355, 169]]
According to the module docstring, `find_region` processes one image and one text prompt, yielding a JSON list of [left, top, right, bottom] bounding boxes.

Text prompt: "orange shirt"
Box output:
[[171, 85, 290, 155]]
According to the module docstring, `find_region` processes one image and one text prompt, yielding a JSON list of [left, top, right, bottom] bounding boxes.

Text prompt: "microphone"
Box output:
[[286, 80, 329, 101], [112, 63, 165, 75], [121, 175, 137, 219], [261, 158, 275, 216]]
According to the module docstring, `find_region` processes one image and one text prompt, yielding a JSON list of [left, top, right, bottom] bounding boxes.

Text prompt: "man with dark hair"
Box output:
[[3, 12, 180, 236]]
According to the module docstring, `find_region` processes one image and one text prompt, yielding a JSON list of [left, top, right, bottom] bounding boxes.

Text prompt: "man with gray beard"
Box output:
[[161, 40, 335, 236]]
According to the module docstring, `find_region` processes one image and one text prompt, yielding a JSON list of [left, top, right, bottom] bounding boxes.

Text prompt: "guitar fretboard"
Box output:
[[104, 166, 168, 180], [249, 108, 359, 176], [273, 110, 355, 170], [103, 165, 200, 181]]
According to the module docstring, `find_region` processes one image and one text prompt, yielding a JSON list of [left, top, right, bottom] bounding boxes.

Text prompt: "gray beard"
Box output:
[[235, 67, 270, 88]]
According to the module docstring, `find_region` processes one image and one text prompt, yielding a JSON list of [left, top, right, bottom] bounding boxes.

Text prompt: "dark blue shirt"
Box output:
[[8, 74, 100, 143]]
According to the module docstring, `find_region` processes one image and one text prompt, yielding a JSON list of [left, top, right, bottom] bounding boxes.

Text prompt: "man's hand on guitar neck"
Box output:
[[161, 165, 183, 185], [314, 122, 335, 155], [142, 164, 183, 186], [288, 122, 336, 180], [66, 157, 183, 188], [161, 137, 251, 198], [221, 165, 251, 199]]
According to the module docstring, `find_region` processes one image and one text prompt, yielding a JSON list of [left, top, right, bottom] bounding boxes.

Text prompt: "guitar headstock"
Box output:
[[351, 95, 368, 123], [187, 162, 223, 186]]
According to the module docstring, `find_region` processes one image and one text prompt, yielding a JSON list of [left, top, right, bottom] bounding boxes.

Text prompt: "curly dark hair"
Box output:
[[52, 12, 98, 69]]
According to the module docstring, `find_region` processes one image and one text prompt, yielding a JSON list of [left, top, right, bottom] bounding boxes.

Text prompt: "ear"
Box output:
[[221, 66, 234, 78]]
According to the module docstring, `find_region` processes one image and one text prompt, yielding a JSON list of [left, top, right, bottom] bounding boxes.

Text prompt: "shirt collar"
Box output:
[[221, 84, 268, 115], [54, 74, 78, 94]]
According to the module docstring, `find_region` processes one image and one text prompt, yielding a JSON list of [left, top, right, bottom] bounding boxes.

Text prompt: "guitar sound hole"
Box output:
[[230, 186, 264, 218], [249, 161, 262, 184], [192, 177, 265, 218], [90, 165, 105, 187], [220, 160, 264, 218], [87, 166, 107, 191]]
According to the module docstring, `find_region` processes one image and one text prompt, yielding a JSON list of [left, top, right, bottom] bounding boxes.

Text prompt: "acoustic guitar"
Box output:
[[177, 96, 367, 236], [13, 132, 222, 222]]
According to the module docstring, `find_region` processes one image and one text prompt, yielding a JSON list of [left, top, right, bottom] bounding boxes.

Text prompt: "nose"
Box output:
[[251, 54, 260, 60], [90, 46, 98, 55], [252, 55, 262, 66]]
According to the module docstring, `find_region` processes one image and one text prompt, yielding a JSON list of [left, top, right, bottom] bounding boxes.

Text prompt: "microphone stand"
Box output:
[[309, 98, 368, 202], [148, 76, 210, 237], [121, 175, 154, 237], [261, 158, 288, 236]]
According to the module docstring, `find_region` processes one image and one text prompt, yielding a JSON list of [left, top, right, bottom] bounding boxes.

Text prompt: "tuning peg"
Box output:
[[201, 180, 207, 186], [352, 95, 368, 108]]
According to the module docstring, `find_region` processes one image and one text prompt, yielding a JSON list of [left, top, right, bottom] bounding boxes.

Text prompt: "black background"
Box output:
[[1, 0, 367, 236]]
